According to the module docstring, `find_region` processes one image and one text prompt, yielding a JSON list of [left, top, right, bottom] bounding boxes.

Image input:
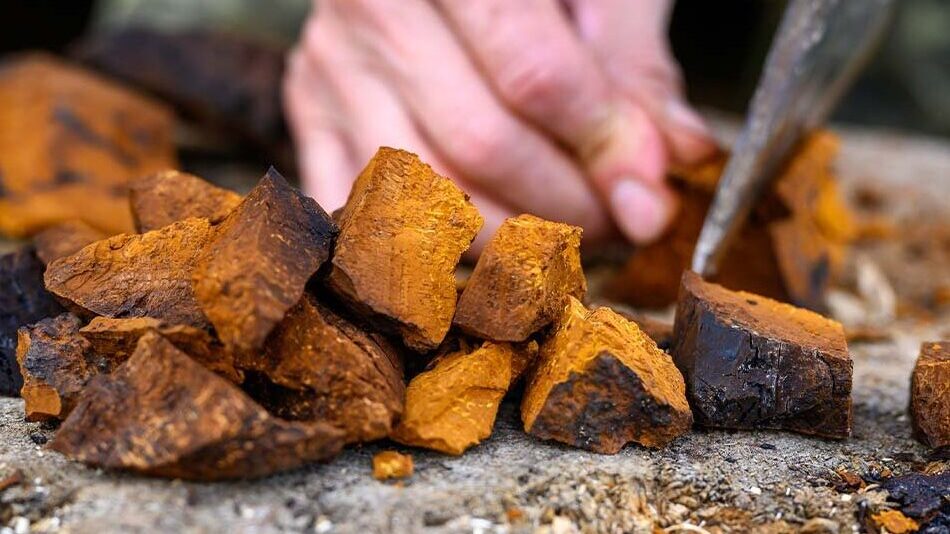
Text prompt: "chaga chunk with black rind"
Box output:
[[32, 220, 108, 265], [16, 314, 102, 421], [0, 248, 65, 396], [45, 218, 213, 328], [0, 53, 176, 238], [605, 132, 850, 311], [453, 214, 585, 342], [522, 297, 692, 454], [671, 271, 853, 438], [239, 296, 404, 444], [391, 340, 537, 455], [910, 341, 950, 449], [51, 332, 344, 481], [130, 170, 242, 233], [79, 317, 242, 384], [193, 168, 337, 355], [327, 147, 483, 352]]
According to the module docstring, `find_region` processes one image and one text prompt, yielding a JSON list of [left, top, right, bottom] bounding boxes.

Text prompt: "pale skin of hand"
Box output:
[[284, 0, 716, 252]]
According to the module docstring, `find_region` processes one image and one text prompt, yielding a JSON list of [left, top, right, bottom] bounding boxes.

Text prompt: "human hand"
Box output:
[[284, 0, 715, 251]]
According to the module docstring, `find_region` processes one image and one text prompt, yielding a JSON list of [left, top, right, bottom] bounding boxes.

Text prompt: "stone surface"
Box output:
[[391, 340, 536, 455], [453, 214, 585, 342], [16, 314, 100, 421], [672, 271, 853, 438], [605, 132, 849, 311], [51, 332, 344, 481], [327, 147, 483, 351], [0, 53, 176, 238], [32, 221, 107, 265], [129, 170, 242, 232], [79, 316, 241, 383], [44, 218, 213, 328], [239, 296, 404, 444], [0, 248, 64, 396], [910, 341, 949, 448], [522, 297, 692, 453], [193, 168, 337, 355], [372, 451, 413, 481]]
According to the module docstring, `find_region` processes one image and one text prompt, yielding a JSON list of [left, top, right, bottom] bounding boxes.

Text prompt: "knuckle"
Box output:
[[448, 117, 512, 175], [496, 52, 576, 111]]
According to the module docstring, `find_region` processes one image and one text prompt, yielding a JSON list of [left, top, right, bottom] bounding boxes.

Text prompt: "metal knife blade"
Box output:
[[691, 0, 894, 277]]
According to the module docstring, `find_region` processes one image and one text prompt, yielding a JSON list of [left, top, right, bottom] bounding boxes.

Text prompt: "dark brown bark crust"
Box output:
[[45, 218, 214, 328], [51, 332, 344, 481], [130, 170, 242, 232], [79, 317, 242, 383], [193, 168, 337, 355], [239, 296, 404, 444], [671, 271, 853, 438], [0, 248, 65, 395], [453, 214, 585, 342], [16, 314, 103, 421], [910, 341, 949, 448], [327, 148, 483, 352], [33, 220, 107, 265]]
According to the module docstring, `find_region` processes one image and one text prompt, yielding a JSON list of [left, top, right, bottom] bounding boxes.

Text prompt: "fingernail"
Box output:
[[666, 98, 710, 137], [610, 179, 672, 243]]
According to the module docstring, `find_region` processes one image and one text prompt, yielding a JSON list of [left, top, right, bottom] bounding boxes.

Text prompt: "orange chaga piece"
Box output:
[[192, 168, 337, 355], [239, 296, 404, 444], [44, 218, 213, 328], [454, 214, 585, 342], [372, 451, 414, 481], [391, 340, 537, 455], [522, 297, 692, 453], [327, 148, 483, 351], [16, 314, 102, 421], [51, 332, 344, 481], [910, 341, 950, 448], [129, 170, 242, 232], [0, 54, 176, 238]]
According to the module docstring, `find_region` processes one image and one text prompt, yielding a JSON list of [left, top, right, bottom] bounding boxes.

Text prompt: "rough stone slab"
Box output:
[[522, 297, 692, 453], [327, 147, 483, 352], [453, 214, 585, 342], [32, 220, 107, 265], [671, 271, 853, 438]]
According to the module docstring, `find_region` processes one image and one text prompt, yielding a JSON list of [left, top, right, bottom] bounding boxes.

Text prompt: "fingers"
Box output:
[[322, 0, 613, 241], [434, 0, 677, 242], [290, 18, 513, 254], [567, 0, 718, 165]]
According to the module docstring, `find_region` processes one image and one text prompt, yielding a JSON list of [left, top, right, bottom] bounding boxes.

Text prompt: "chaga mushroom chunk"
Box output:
[[910, 341, 949, 448], [129, 170, 242, 232], [193, 168, 337, 355], [0, 53, 176, 238], [522, 298, 692, 454], [671, 271, 853, 438], [239, 296, 404, 443], [391, 340, 537, 455], [51, 332, 344, 481], [453, 214, 585, 342], [16, 314, 101, 421], [0, 248, 64, 396], [45, 218, 213, 328], [327, 147, 483, 352], [79, 317, 241, 383], [32, 220, 107, 265]]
